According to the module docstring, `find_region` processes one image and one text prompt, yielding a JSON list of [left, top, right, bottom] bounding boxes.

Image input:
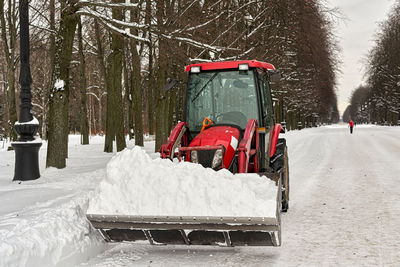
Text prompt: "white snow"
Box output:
[[0, 135, 155, 267], [1, 125, 400, 266], [14, 116, 39, 125], [83, 125, 400, 266], [54, 79, 65, 91], [87, 146, 277, 218]]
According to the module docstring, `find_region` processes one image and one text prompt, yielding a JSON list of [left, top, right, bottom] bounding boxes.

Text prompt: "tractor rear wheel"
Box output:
[[271, 138, 289, 212], [281, 145, 289, 212]]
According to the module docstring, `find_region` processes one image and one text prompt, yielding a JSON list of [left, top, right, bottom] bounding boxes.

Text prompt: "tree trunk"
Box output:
[[104, 58, 115, 152], [155, 1, 168, 151], [93, 17, 112, 151], [40, 0, 55, 141], [6, 64, 17, 140], [78, 18, 89, 145], [145, 0, 154, 135], [123, 51, 134, 140], [130, 8, 143, 146], [0, 0, 17, 141], [104, 0, 126, 152], [93, 18, 112, 151], [46, 1, 78, 168]]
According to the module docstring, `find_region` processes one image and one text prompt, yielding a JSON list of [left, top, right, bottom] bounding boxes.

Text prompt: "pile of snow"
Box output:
[[0, 193, 104, 267], [87, 147, 278, 218]]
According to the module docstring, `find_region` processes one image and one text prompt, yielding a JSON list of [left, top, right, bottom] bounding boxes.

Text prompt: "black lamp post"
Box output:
[[11, 0, 42, 181], [280, 97, 286, 131], [398, 103, 400, 126]]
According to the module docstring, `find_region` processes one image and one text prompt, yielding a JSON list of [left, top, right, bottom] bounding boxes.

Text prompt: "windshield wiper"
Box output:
[[191, 72, 218, 102]]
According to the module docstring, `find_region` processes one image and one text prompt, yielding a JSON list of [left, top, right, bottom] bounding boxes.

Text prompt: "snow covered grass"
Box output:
[[87, 146, 277, 218], [0, 135, 121, 267], [0, 191, 104, 267]]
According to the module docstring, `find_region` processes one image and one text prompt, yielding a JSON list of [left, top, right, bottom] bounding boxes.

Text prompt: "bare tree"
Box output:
[[78, 17, 89, 144], [46, 0, 79, 168], [0, 0, 18, 141]]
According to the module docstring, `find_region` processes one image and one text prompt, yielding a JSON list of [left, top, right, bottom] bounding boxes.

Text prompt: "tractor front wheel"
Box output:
[[271, 138, 290, 212]]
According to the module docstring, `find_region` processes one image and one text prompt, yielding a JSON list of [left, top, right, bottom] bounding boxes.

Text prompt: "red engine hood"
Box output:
[[189, 126, 240, 168]]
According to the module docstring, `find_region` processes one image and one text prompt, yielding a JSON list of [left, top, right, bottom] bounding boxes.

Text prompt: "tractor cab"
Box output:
[[185, 60, 276, 133], [159, 60, 283, 174], [170, 60, 281, 172]]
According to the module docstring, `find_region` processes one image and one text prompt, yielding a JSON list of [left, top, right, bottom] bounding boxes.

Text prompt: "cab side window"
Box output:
[[257, 72, 274, 127], [263, 81, 275, 126]]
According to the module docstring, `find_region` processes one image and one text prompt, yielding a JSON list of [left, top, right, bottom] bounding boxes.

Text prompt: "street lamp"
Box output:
[[11, 0, 42, 181], [398, 103, 400, 126]]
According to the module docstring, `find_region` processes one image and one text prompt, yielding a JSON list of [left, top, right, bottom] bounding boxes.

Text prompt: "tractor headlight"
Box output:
[[190, 66, 201, 73], [211, 148, 224, 169], [190, 150, 198, 163], [238, 63, 249, 71]]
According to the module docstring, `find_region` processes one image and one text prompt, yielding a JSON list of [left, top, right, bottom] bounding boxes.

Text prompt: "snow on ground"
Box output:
[[81, 125, 400, 267], [0, 135, 155, 267], [1, 126, 400, 266], [88, 146, 277, 218]]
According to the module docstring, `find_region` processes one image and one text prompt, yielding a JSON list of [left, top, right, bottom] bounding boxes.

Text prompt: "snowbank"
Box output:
[[0, 193, 104, 267], [87, 147, 278, 218]]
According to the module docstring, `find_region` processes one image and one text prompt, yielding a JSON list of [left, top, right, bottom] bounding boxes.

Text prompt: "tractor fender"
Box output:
[[269, 123, 284, 158]]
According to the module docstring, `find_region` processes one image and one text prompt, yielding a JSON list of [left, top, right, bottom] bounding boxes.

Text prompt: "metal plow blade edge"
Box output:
[[87, 213, 281, 247]]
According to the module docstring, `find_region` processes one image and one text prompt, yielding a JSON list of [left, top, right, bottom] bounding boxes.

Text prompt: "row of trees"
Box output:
[[0, 0, 339, 168], [344, 1, 400, 125], [342, 85, 370, 123]]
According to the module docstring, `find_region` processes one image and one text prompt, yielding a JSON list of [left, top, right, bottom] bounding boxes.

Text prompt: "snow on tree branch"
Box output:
[[76, 6, 148, 29], [162, 34, 237, 53], [78, 0, 139, 9]]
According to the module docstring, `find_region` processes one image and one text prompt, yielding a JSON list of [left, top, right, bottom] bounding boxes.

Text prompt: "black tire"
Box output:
[[270, 138, 289, 212], [281, 145, 289, 212], [270, 139, 285, 172]]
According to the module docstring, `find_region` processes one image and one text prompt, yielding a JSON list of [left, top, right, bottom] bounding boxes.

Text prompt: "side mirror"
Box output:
[[162, 78, 184, 122], [269, 70, 281, 83], [162, 78, 183, 92]]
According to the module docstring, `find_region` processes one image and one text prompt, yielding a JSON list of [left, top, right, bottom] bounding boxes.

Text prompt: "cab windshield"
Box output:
[[186, 70, 259, 131]]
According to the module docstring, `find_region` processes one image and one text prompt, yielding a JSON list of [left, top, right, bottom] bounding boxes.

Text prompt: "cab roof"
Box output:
[[185, 60, 275, 72]]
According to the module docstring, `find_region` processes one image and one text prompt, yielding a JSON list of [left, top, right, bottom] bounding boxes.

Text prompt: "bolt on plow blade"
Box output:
[[87, 214, 281, 247]]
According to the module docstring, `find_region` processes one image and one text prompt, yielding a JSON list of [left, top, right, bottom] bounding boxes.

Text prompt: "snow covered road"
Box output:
[[81, 125, 400, 266], [1, 126, 399, 266]]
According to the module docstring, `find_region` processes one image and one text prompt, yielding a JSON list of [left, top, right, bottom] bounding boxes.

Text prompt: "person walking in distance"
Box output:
[[349, 119, 354, 134]]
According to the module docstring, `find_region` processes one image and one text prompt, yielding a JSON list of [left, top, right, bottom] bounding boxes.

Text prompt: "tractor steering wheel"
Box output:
[[216, 111, 248, 127]]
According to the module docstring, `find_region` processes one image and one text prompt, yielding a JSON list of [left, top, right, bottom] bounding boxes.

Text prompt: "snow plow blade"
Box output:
[[87, 174, 282, 247], [87, 214, 281, 247]]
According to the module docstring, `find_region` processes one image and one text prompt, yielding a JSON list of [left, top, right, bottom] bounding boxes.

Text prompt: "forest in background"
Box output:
[[0, 0, 340, 168], [343, 1, 400, 125]]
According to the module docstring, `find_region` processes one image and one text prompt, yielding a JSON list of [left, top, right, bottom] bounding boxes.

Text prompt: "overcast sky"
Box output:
[[326, 0, 396, 116]]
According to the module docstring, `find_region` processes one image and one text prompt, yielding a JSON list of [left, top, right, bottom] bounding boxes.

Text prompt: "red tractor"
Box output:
[[87, 60, 289, 247], [160, 60, 289, 211]]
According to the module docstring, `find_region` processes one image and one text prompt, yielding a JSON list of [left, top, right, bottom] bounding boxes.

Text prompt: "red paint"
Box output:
[[189, 126, 240, 168], [185, 60, 275, 72], [159, 121, 186, 159], [269, 123, 283, 158], [237, 119, 259, 173]]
